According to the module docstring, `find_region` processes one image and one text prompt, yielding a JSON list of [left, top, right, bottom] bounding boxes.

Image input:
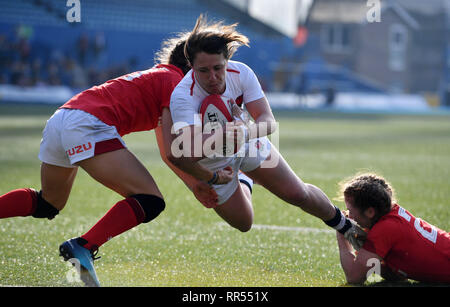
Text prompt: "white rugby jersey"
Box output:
[[170, 60, 265, 171]]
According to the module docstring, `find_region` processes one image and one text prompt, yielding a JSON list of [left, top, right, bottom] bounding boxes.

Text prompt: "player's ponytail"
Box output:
[[154, 32, 190, 75], [184, 14, 250, 67]]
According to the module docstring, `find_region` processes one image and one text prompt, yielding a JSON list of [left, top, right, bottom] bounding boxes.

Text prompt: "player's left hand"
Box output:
[[343, 219, 368, 251], [225, 121, 248, 153], [193, 181, 219, 209], [230, 102, 249, 125]]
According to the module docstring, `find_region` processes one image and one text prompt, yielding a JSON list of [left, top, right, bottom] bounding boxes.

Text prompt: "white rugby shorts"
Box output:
[[211, 137, 272, 205], [39, 108, 126, 168]]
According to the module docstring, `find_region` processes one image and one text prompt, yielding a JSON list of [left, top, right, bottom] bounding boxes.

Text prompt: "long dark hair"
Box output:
[[184, 14, 249, 67], [154, 32, 191, 75]]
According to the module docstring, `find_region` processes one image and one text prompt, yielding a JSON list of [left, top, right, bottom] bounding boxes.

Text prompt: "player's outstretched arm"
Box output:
[[156, 123, 197, 191], [156, 108, 221, 208], [336, 231, 383, 284], [160, 108, 233, 185], [244, 96, 277, 140], [157, 129, 219, 208]]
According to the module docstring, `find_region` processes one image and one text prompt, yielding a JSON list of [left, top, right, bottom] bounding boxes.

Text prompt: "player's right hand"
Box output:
[[215, 166, 234, 184], [193, 181, 219, 209], [343, 219, 368, 251]]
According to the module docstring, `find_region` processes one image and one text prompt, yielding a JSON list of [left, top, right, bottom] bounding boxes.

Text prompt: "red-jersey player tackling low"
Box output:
[[63, 64, 183, 136], [363, 204, 450, 282], [0, 32, 230, 287], [336, 173, 450, 284]]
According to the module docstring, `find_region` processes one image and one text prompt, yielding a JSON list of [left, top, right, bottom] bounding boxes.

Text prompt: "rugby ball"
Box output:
[[199, 94, 233, 130], [199, 95, 235, 156]]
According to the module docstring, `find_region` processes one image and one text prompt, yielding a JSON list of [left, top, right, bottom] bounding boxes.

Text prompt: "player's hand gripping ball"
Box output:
[[200, 95, 247, 156]]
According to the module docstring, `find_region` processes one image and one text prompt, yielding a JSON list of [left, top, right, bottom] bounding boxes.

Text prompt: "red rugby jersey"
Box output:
[[363, 204, 450, 282], [61, 64, 184, 136]]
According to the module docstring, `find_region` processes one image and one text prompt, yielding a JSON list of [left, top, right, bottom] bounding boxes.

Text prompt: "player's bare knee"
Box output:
[[235, 216, 253, 232], [237, 222, 252, 233]]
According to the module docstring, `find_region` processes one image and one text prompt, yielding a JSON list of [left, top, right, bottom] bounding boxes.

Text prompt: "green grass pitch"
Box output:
[[0, 104, 449, 287]]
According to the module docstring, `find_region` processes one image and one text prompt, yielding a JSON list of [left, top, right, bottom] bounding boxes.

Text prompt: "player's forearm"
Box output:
[[337, 237, 357, 277], [174, 126, 227, 160], [160, 154, 198, 191], [167, 155, 215, 183], [339, 251, 361, 284], [156, 123, 203, 190], [244, 97, 277, 140], [336, 232, 365, 284], [247, 116, 277, 140]]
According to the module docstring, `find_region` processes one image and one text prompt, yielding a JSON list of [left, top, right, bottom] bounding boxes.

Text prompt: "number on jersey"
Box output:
[[398, 207, 437, 243]]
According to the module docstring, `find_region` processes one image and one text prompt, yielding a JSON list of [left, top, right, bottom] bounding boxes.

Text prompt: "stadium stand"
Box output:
[[0, 0, 292, 93]]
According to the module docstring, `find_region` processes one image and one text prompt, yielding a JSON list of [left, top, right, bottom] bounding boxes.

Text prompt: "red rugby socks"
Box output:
[[80, 197, 145, 251], [0, 190, 147, 253], [0, 188, 37, 218]]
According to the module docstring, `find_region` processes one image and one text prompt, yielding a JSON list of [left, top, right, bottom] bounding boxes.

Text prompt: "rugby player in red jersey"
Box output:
[[336, 173, 450, 284], [0, 32, 232, 287]]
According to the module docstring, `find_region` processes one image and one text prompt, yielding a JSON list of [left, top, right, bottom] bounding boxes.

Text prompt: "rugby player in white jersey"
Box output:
[[166, 15, 365, 248]]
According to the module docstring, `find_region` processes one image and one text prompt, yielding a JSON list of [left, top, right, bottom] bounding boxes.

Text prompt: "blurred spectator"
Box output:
[[77, 32, 89, 66], [63, 57, 88, 89], [47, 61, 62, 85], [93, 32, 106, 58], [0, 25, 142, 89], [31, 58, 45, 86], [16, 24, 33, 41], [92, 32, 108, 70], [87, 67, 101, 86], [15, 24, 33, 62], [325, 86, 336, 107], [0, 34, 12, 67], [17, 38, 31, 62], [11, 60, 33, 86]]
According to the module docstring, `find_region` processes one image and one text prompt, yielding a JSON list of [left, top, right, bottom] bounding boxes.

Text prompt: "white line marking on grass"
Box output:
[[217, 222, 334, 234]]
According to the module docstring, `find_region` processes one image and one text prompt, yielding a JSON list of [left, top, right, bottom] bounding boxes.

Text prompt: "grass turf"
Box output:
[[0, 104, 449, 287]]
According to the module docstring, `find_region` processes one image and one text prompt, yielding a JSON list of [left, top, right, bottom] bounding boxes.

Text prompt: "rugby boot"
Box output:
[[59, 237, 101, 287]]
